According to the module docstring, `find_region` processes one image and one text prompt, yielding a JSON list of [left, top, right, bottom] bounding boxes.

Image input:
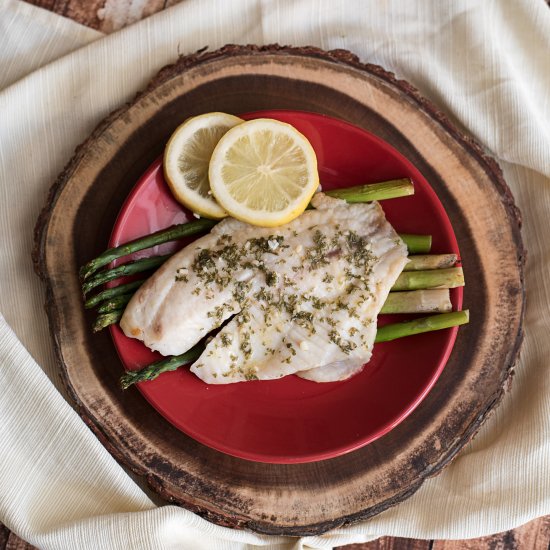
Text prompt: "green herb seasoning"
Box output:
[[220, 333, 232, 347], [305, 229, 330, 270], [328, 330, 357, 354]]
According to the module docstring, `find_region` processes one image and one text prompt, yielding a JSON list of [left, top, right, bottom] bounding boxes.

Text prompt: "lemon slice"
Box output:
[[208, 118, 319, 227], [163, 112, 244, 219]]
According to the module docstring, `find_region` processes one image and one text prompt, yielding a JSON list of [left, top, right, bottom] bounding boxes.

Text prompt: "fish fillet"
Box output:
[[120, 193, 408, 383]]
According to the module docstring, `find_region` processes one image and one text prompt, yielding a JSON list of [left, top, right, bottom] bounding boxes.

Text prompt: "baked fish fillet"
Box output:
[[120, 193, 408, 383]]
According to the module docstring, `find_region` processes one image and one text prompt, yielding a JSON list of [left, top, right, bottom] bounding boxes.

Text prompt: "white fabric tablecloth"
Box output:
[[1, 1, 549, 548]]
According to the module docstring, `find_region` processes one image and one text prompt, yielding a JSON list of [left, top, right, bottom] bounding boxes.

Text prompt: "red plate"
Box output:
[[109, 110, 462, 464]]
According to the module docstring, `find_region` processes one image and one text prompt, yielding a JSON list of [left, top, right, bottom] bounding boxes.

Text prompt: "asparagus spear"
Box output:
[[392, 267, 464, 291], [119, 309, 469, 388], [85, 280, 144, 309], [404, 254, 457, 271], [89, 266, 456, 313], [324, 179, 413, 202], [93, 311, 124, 333], [82, 231, 433, 297], [399, 234, 432, 254], [81, 179, 415, 281], [93, 287, 454, 332], [375, 310, 469, 342], [97, 293, 134, 314], [380, 289, 452, 314], [120, 343, 205, 389], [82, 254, 171, 296], [80, 219, 217, 281]]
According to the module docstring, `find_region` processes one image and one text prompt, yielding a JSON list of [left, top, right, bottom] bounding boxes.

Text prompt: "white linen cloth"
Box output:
[[1, 0, 549, 548]]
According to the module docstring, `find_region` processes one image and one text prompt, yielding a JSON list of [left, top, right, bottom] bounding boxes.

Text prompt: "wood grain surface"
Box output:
[[2, 515, 550, 550], [14, 0, 550, 548], [23, 0, 184, 32]]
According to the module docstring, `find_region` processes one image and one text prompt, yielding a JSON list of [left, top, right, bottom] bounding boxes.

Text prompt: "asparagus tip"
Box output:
[[120, 373, 136, 390], [79, 265, 90, 281]]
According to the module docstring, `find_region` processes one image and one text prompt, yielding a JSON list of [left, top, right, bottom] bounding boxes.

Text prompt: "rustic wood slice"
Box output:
[[33, 45, 524, 536]]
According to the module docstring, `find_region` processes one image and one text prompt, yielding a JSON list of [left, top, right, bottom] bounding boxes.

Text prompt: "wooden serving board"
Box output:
[[33, 45, 524, 536]]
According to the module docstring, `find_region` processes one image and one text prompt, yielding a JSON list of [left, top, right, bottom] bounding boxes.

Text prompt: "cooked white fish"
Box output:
[[120, 193, 407, 383]]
